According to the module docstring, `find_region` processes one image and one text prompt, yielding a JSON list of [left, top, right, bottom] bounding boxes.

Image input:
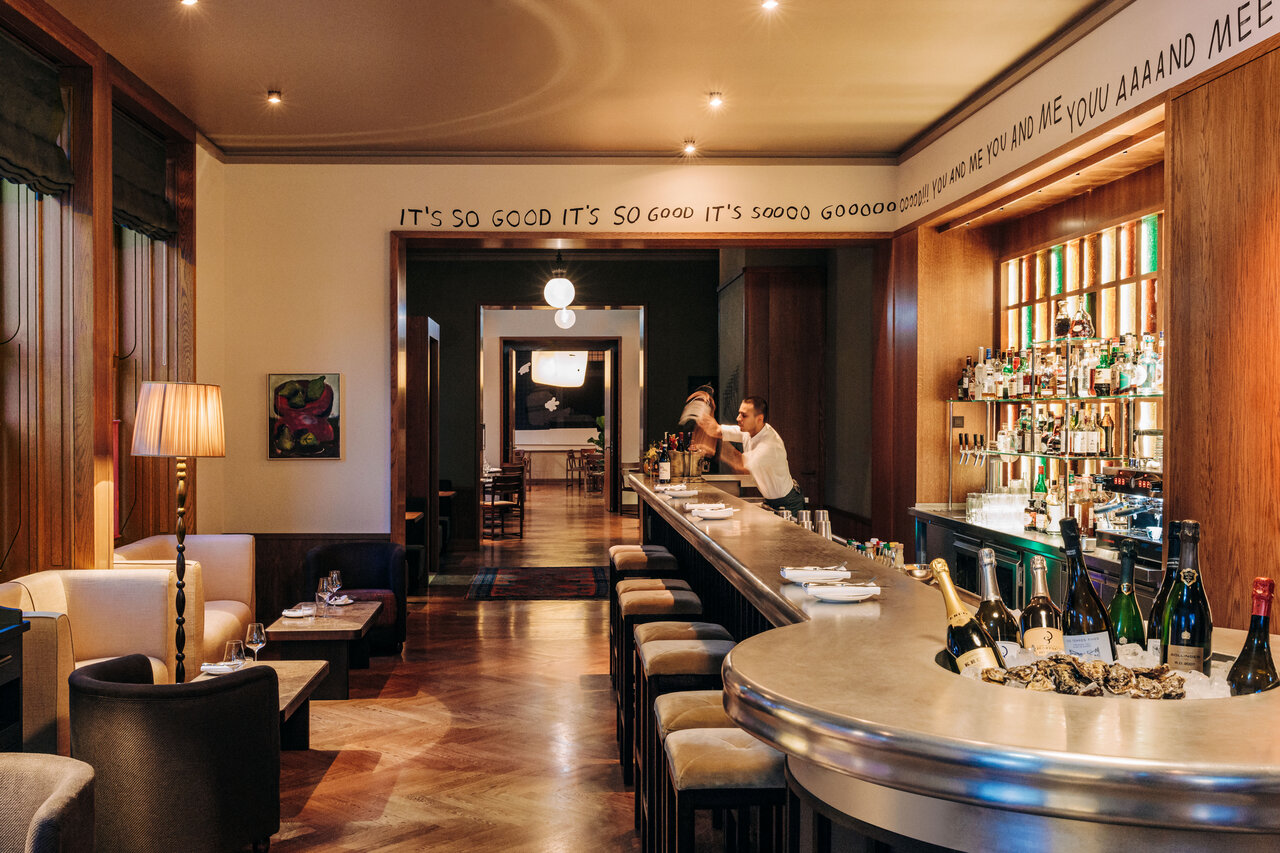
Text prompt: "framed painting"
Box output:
[[268, 373, 342, 459]]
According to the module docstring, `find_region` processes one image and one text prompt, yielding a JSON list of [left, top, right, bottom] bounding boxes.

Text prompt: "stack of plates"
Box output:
[[803, 582, 881, 603], [780, 566, 851, 583]]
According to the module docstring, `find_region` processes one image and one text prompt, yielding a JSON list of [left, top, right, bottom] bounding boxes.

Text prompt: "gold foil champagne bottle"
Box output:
[[931, 558, 1006, 673], [1020, 555, 1064, 654]]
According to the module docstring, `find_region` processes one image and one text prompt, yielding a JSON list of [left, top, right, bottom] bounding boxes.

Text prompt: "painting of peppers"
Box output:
[[268, 373, 341, 459]]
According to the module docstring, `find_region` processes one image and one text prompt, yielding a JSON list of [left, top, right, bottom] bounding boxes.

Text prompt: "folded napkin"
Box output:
[[653, 483, 688, 492], [664, 489, 698, 497], [803, 582, 881, 602], [199, 662, 243, 674], [685, 502, 726, 512], [780, 566, 851, 583], [691, 507, 736, 519], [282, 606, 315, 618]]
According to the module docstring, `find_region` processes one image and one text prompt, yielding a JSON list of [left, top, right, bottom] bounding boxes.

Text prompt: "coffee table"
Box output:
[[263, 601, 382, 699], [195, 659, 328, 750]]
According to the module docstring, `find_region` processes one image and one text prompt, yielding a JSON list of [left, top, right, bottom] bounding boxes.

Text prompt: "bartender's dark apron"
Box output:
[[763, 482, 805, 515]]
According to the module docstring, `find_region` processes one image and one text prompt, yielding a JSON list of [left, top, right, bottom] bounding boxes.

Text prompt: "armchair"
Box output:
[[0, 566, 203, 755], [0, 754, 95, 853], [69, 654, 279, 853], [304, 541, 406, 654], [114, 533, 256, 667]]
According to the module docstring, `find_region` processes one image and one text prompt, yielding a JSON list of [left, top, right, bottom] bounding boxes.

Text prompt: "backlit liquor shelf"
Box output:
[[632, 475, 1280, 852]]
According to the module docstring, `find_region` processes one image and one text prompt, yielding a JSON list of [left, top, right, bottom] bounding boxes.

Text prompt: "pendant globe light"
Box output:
[[544, 252, 574, 309], [554, 308, 576, 329]]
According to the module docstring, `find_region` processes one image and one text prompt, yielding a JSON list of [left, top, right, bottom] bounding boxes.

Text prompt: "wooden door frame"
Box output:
[[498, 335, 621, 498], [387, 232, 881, 547]]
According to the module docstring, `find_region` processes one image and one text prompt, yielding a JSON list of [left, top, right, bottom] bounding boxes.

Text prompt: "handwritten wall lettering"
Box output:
[[398, 200, 900, 230]]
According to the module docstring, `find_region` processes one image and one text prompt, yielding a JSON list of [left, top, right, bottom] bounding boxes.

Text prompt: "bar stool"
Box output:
[[612, 576, 691, 693], [644, 689, 735, 851], [633, 637, 736, 849], [608, 547, 681, 688], [616, 589, 704, 784], [620, 620, 730, 740], [663, 728, 787, 853]]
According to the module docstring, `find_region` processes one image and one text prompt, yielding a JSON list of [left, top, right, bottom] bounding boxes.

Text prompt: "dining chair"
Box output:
[[482, 473, 525, 538], [564, 449, 581, 490]]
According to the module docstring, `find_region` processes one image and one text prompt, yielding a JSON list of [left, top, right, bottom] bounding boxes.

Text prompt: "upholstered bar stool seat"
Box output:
[[633, 620, 731, 646], [608, 545, 682, 689], [615, 589, 704, 785], [664, 727, 787, 853], [634, 639, 736, 849]]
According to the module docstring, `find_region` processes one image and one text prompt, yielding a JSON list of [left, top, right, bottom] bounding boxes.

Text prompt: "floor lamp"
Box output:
[[131, 381, 226, 683]]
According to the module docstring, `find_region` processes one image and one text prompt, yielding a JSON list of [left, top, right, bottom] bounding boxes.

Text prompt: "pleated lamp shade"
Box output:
[[131, 382, 226, 458]]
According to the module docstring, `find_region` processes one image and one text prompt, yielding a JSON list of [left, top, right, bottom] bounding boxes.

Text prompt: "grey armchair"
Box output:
[[0, 754, 94, 852], [69, 655, 279, 853]]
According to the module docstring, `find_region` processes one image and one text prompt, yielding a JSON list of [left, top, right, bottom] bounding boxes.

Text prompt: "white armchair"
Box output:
[[0, 565, 202, 755], [114, 534, 256, 667]]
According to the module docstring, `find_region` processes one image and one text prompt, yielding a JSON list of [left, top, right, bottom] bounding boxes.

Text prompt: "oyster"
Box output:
[[1159, 672, 1187, 700], [1103, 663, 1136, 694], [1026, 674, 1056, 692], [1005, 665, 1037, 684], [1050, 663, 1091, 695], [1072, 658, 1108, 684], [1133, 664, 1170, 680], [981, 668, 1008, 685], [1129, 676, 1164, 699], [1077, 680, 1104, 697]]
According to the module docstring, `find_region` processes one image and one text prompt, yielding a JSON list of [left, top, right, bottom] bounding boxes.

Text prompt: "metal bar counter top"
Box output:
[[631, 474, 1280, 852]]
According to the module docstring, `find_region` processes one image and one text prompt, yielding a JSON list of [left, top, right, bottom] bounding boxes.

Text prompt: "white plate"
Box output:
[[780, 567, 851, 583], [328, 596, 354, 606], [282, 607, 315, 618], [804, 583, 880, 602], [685, 503, 726, 512], [664, 489, 698, 498], [692, 507, 736, 519]]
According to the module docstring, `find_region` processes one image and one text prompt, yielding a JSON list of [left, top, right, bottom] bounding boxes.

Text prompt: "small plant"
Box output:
[[589, 415, 605, 450]]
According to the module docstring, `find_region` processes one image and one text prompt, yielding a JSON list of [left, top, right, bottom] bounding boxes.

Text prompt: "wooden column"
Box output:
[[1168, 46, 1280, 629]]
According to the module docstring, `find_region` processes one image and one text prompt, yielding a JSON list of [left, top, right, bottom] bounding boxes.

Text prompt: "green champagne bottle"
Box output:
[[1108, 540, 1145, 648], [1161, 521, 1213, 676], [1145, 520, 1182, 658]]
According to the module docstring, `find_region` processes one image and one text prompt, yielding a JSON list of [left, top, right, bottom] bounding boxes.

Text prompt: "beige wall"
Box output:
[[193, 145, 228, 533]]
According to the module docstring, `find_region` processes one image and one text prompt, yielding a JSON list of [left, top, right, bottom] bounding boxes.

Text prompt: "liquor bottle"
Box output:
[[1070, 303, 1095, 338], [1046, 478, 1065, 530], [1052, 299, 1071, 338], [1138, 335, 1159, 393], [1033, 467, 1049, 532], [976, 548, 1021, 661], [1020, 351, 1034, 398], [1018, 405, 1033, 453], [958, 356, 972, 400], [657, 433, 671, 484], [1161, 521, 1213, 675], [1093, 345, 1112, 396], [1226, 577, 1280, 696], [1099, 410, 1115, 456], [1059, 517, 1117, 662], [981, 348, 997, 399], [1020, 555, 1064, 654], [1146, 520, 1182, 658], [1108, 540, 1145, 648], [930, 558, 1006, 673]]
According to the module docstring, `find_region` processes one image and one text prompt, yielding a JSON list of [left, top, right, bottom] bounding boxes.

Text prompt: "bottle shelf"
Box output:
[[984, 450, 1126, 461], [949, 393, 1163, 404]]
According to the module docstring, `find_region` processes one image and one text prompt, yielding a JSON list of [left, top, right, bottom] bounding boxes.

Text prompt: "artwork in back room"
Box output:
[[268, 373, 341, 459], [516, 350, 603, 430]]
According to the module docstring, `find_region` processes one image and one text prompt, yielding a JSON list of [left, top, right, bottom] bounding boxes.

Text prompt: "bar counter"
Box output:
[[630, 474, 1280, 851]]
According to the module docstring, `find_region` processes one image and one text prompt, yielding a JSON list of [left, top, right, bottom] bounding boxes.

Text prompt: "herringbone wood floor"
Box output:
[[276, 484, 645, 851]]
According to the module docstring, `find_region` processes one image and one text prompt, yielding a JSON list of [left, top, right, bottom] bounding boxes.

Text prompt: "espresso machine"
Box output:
[[1091, 467, 1164, 563]]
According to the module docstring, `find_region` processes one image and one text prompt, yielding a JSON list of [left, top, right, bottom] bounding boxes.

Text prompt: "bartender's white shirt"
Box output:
[[720, 422, 794, 500]]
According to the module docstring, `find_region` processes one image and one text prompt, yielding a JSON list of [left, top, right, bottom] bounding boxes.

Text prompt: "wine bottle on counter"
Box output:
[[1227, 577, 1279, 696], [1162, 521, 1213, 676], [1059, 517, 1117, 663], [975, 548, 1021, 661], [930, 558, 1006, 673], [657, 433, 671, 484], [1146, 520, 1182, 658], [1020, 555, 1064, 654], [1108, 540, 1145, 648]]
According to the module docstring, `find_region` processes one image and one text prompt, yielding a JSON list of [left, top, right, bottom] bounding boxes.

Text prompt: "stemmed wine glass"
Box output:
[[245, 623, 266, 662], [327, 570, 343, 602]]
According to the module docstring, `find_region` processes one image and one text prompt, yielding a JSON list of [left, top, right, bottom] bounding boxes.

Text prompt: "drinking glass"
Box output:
[[223, 640, 246, 670], [245, 623, 266, 661], [328, 570, 343, 600], [316, 578, 332, 617]]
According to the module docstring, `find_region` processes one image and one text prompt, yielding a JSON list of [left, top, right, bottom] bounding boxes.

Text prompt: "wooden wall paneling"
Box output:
[[874, 233, 917, 550], [1168, 47, 1280, 630], [0, 181, 34, 580], [996, 164, 1165, 260], [742, 269, 770, 405], [252, 533, 391, 624], [915, 227, 997, 509]]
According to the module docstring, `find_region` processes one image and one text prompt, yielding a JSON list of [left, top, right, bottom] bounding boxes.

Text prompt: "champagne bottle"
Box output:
[[930, 558, 1006, 673], [1020, 555, 1064, 654], [1145, 520, 1182, 658], [1227, 577, 1279, 696], [1059, 517, 1117, 662], [657, 433, 671, 484], [1161, 521, 1212, 676], [1108, 540, 1145, 648], [975, 548, 1021, 661]]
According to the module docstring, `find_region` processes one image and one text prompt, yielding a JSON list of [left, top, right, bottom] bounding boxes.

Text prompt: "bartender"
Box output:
[[694, 396, 805, 515]]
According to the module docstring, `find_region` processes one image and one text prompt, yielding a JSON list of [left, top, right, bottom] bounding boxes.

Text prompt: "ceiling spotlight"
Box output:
[[683, 139, 697, 155], [544, 252, 575, 309], [708, 92, 723, 109], [554, 308, 576, 330], [266, 90, 282, 104], [762, 0, 779, 9]]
